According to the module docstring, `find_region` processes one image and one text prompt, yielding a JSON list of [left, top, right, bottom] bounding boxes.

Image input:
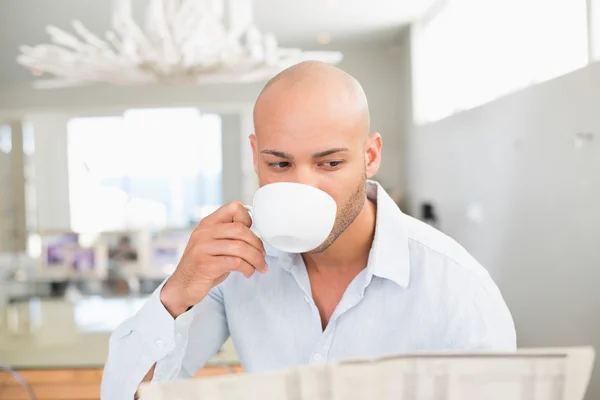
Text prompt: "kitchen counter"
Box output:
[[0, 295, 239, 369]]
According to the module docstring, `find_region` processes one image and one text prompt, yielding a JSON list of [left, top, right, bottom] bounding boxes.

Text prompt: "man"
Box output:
[[101, 61, 516, 399]]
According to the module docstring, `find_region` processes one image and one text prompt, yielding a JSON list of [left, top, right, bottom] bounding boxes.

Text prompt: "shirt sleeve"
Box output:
[[445, 265, 517, 351], [100, 280, 229, 400]]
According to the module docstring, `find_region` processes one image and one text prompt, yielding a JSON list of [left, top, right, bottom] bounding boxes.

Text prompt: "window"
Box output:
[[412, 0, 589, 125], [67, 108, 223, 232], [0, 124, 11, 153], [22, 122, 37, 232], [0, 124, 11, 253]]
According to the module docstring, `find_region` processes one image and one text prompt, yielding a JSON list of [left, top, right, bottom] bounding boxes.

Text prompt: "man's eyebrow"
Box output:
[[312, 148, 350, 158], [260, 148, 350, 160], [261, 150, 294, 160]]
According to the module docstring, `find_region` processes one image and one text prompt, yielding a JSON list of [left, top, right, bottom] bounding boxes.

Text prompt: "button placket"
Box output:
[[309, 319, 337, 364]]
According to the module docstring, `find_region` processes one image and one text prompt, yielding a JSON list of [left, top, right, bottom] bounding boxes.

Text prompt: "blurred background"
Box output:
[[0, 0, 599, 399]]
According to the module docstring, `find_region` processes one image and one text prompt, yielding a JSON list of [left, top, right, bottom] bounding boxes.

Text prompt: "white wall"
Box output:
[[0, 46, 408, 229], [27, 114, 72, 231], [407, 61, 600, 399]]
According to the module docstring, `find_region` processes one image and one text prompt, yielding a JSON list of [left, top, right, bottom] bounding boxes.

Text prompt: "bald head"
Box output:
[[254, 61, 370, 137]]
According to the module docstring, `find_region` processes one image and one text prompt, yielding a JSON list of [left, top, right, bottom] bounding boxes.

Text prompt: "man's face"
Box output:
[[251, 89, 381, 252]]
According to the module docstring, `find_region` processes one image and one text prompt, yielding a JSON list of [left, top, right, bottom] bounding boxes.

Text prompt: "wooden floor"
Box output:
[[0, 365, 243, 400]]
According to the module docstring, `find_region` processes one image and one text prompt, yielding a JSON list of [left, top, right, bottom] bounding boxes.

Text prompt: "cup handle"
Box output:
[[243, 205, 261, 239]]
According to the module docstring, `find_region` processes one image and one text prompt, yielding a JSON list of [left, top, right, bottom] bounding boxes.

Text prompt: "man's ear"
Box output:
[[365, 132, 382, 179], [249, 134, 259, 174]]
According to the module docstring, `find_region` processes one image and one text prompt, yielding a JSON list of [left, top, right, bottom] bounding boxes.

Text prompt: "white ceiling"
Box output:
[[0, 0, 436, 86]]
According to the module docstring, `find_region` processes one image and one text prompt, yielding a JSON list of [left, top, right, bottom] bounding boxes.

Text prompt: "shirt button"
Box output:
[[175, 333, 182, 340], [156, 340, 165, 348], [313, 354, 322, 361]]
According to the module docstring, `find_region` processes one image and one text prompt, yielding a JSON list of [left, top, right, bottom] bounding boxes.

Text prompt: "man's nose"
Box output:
[[291, 165, 320, 188]]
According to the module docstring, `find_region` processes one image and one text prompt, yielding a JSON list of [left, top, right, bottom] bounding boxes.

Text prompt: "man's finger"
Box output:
[[201, 201, 252, 226], [215, 255, 256, 278], [212, 222, 265, 255], [208, 240, 267, 274]]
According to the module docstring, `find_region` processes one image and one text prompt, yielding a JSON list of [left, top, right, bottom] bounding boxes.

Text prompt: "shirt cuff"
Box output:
[[132, 279, 195, 356]]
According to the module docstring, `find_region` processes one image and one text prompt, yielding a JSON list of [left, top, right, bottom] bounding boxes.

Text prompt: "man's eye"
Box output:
[[322, 161, 343, 168], [268, 162, 290, 169]]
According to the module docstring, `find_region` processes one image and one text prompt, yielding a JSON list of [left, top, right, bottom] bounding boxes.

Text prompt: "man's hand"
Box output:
[[134, 363, 156, 399], [160, 201, 267, 318]]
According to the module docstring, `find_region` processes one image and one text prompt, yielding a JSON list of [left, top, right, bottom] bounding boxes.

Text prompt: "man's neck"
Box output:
[[302, 197, 377, 275]]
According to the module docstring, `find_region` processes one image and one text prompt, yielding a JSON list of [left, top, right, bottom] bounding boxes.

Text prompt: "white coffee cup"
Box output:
[[248, 182, 337, 253]]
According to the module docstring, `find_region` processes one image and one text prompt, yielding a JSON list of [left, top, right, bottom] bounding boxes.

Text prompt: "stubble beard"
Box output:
[[306, 177, 367, 254]]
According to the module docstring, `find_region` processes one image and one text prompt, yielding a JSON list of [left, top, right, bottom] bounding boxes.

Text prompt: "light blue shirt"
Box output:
[[101, 181, 516, 400]]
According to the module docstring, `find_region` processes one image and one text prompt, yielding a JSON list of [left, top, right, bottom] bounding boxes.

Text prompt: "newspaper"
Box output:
[[138, 347, 595, 400]]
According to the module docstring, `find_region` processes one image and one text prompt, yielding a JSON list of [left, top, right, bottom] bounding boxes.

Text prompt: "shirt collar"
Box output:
[[273, 181, 411, 288], [364, 180, 411, 288]]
